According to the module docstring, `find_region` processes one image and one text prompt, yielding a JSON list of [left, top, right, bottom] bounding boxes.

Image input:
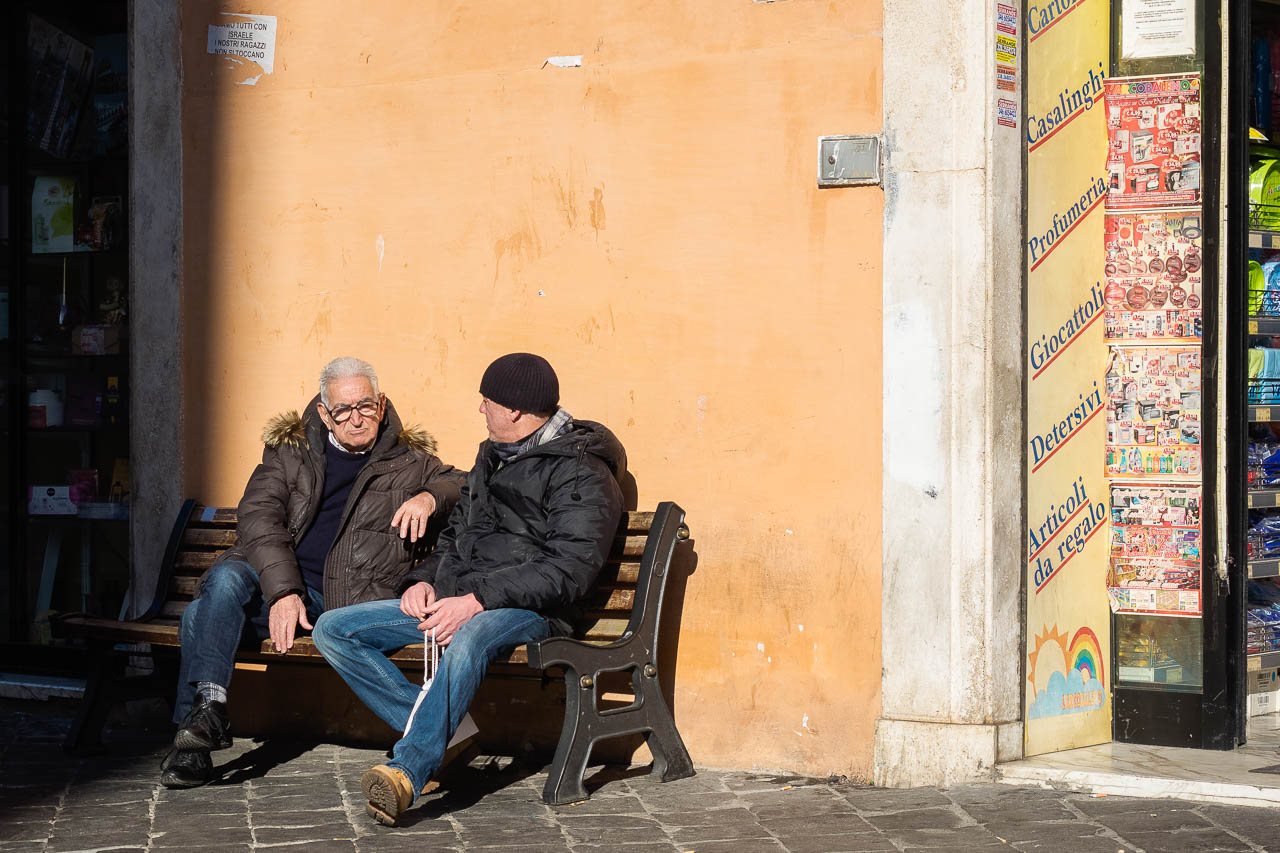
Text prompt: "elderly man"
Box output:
[[313, 353, 626, 825], [160, 356, 465, 789]]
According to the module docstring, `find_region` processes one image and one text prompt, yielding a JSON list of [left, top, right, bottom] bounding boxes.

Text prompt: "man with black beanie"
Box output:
[[313, 353, 627, 826]]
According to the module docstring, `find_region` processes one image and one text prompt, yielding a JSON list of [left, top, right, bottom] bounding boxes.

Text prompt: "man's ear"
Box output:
[[316, 401, 333, 429]]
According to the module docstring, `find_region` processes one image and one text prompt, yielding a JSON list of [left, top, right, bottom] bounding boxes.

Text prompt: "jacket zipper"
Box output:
[[322, 452, 412, 607]]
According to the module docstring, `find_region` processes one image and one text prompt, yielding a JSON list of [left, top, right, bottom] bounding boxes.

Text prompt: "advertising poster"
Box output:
[[1025, 0, 1113, 755], [1105, 74, 1202, 209], [1108, 484, 1202, 617], [1103, 210, 1203, 342], [1104, 346, 1201, 478]]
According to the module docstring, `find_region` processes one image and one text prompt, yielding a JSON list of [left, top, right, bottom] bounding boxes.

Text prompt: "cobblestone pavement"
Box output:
[[1, 700, 1278, 852]]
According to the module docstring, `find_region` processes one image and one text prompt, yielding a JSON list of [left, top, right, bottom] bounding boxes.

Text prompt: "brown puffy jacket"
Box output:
[[209, 395, 465, 610]]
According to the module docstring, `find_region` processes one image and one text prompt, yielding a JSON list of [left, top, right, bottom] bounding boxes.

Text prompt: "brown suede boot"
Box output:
[[361, 765, 415, 826]]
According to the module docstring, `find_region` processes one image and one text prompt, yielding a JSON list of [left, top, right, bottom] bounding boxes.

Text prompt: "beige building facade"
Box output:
[[128, 0, 1024, 784]]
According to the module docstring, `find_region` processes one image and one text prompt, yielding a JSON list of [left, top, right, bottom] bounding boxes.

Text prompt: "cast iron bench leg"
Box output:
[[541, 662, 695, 804], [542, 667, 593, 805], [638, 674, 694, 782], [64, 648, 122, 755]]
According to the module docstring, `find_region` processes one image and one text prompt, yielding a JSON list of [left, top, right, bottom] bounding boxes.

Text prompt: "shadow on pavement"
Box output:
[[213, 738, 318, 785]]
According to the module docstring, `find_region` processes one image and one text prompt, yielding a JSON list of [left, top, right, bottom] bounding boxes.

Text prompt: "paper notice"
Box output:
[[1121, 0, 1195, 60], [207, 13, 277, 85]]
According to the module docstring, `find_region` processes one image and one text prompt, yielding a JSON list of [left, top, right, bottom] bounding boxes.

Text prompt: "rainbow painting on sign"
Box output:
[[1028, 625, 1107, 719]]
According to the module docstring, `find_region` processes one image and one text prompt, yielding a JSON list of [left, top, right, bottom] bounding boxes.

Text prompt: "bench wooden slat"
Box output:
[[176, 532, 643, 560], [182, 528, 239, 548], [66, 505, 655, 654], [171, 576, 200, 596], [183, 510, 653, 532], [59, 616, 184, 646], [57, 616, 541, 666], [170, 559, 642, 587], [612, 535, 647, 558], [583, 588, 634, 611], [597, 563, 640, 585], [621, 511, 653, 532], [175, 551, 220, 572], [580, 617, 629, 641], [191, 505, 239, 524], [160, 601, 189, 619], [169, 575, 636, 610]]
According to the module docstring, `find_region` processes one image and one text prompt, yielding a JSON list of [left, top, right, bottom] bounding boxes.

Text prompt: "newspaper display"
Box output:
[[1102, 210, 1203, 342], [1105, 74, 1201, 210], [1108, 484, 1202, 616], [1104, 346, 1201, 478]]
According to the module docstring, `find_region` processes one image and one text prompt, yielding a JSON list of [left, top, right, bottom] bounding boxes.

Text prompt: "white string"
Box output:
[[402, 627, 436, 736]]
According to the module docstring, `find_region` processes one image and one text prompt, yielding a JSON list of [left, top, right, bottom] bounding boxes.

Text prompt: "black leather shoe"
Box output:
[[174, 697, 232, 751], [160, 748, 214, 789]]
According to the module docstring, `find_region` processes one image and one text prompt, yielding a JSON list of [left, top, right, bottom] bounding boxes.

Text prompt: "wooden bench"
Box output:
[[55, 499, 695, 804]]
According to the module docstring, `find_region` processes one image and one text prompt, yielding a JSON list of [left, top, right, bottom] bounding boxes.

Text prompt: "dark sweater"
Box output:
[[294, 439, 369, 593]]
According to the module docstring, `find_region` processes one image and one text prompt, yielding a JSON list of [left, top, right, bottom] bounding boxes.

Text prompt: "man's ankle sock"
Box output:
[[197, 682, 227, 705]]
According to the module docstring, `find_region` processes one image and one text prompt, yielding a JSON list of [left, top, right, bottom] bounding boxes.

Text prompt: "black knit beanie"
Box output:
[[479, 353, 560, 413]]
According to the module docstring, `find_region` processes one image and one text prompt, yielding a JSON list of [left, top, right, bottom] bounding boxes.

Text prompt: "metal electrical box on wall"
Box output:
[[817, 135, 881, 187]]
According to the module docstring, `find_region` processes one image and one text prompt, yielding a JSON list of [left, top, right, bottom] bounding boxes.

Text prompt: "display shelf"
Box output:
[[1247, 316, 1280, 335], [1249, 559, 1280, 579], [1248, 489, 1280, 508], [1249, 650, 1280, 672], [24, 351, 127, 363], [24, 504, 129, 517], [1250, 405, 1278, 421], [23, 247, 126, 258], [1250, 230, 1280, 250], [26, 425, 126, 435], [23, 150, 127, 170]]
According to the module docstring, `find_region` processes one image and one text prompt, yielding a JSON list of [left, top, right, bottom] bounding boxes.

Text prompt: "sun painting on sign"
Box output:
[[1027, 625, 1105, 719]]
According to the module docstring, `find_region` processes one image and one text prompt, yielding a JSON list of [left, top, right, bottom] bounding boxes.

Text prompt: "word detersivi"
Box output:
[[1026, 60, 1105, 147], [1028, 176, 1107, 265], [1030, 380, 1104, 468], [1030, 281, 1104, 372]]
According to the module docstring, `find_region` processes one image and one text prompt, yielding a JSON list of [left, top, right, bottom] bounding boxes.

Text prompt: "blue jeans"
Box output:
[[312, 600, 549, 795], [173, 559, 325, 724]]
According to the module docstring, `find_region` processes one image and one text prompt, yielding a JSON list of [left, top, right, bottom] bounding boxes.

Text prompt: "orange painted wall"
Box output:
[[181, 0, 883, 778]]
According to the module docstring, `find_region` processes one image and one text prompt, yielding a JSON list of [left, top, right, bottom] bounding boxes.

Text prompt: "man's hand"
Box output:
[[420, 593, 483, 645], [391, 492, 437, 543], [400, 581, 437, 619], [269, 593, 312, 653]]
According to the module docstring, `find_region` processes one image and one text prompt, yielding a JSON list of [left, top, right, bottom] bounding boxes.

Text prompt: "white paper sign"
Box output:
[[207, 13, 277, 85], [29, 486, 77, 516], [1121, 0, 1196, 60]]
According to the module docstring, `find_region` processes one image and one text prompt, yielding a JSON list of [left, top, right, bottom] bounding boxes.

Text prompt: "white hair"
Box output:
[[319, 357, 380, 406]]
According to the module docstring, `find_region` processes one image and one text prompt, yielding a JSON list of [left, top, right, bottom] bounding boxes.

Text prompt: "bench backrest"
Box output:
[[144, 501, 671, 647]]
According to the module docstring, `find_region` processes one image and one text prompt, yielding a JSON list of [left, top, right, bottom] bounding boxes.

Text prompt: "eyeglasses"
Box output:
[[324, 397, 381, 424]]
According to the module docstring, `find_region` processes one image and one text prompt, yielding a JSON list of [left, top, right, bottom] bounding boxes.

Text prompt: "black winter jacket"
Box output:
[[211, 396, 465, 610], [401, 419, 626, 636]]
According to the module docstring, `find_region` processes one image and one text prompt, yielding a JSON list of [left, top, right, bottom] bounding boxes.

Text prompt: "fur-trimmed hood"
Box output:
[[261, 399, 437, 457], [262, 410, 309, 448]]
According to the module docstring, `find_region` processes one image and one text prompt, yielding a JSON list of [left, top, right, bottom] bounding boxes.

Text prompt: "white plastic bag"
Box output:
[[403, 629, 478, 747]]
